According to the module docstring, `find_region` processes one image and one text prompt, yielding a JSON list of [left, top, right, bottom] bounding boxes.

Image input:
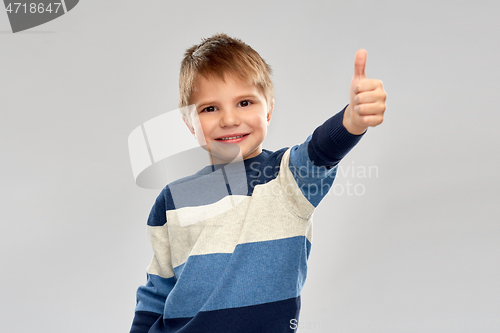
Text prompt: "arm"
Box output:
[[290, 49, 386, 207], [289, 107, 363, 208], [306, 105, 364, 169], [130, 189, 176, 333]]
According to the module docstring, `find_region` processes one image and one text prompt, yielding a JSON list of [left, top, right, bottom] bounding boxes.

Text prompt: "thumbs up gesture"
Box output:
[[343, 49, 387, 135]]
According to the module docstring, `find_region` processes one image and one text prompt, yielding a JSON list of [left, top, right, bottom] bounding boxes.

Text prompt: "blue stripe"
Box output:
[[135, 273, 177, 314], [149, 297, 301, 333], [289, 135, 338, 207], [164, 236, 311, 319], [147, 190, 168, 227]]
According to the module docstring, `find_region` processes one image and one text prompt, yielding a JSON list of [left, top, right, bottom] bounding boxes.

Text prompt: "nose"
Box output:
[[219, 107, 240, 127]]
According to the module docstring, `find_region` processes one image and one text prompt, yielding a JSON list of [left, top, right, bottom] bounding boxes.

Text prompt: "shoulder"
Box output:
[[146, 165, 210, 227], [244, 148, 289, 187]]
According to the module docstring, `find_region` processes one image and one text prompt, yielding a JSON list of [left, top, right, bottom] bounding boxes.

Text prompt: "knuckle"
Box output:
[[379, 101, 387, 112]]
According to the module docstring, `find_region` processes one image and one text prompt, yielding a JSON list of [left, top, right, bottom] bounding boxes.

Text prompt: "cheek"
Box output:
[[247, 113, 268, 131]]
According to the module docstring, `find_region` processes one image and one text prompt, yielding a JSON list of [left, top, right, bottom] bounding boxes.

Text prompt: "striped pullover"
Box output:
[[130, 106, 364, 332]]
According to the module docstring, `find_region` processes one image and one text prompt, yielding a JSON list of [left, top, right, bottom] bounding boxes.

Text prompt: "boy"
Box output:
[[130, 33, 386, 332]]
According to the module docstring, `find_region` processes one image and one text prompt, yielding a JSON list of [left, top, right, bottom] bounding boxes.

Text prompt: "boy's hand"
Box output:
[[343, 49, 386, 135]]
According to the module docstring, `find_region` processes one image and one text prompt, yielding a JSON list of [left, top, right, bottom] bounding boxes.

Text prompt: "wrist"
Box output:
[[343, 104, 367, 135]]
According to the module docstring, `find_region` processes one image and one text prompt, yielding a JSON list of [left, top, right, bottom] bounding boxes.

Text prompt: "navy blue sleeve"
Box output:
[[307, 105, 365, 168], [130, 311, 161, 333]]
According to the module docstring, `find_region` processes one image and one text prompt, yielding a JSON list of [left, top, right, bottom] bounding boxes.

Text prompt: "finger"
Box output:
[[356, 114, 384, 127], [355, 79, 383, 93], [354, 90, 387, 105], [354, 102, 386, 116], [354, 49, 367, 79]]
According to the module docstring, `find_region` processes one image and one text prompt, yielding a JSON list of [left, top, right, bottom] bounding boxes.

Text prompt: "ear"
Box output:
[[267, 99, 274, 125], [182, 116, 195, 136]]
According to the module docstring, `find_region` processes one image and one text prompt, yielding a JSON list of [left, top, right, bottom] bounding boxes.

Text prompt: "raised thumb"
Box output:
[[354, 49, 367, 79]]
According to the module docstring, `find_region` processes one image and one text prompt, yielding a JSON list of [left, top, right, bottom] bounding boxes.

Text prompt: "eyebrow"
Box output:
[[197, 94, 260, 108]]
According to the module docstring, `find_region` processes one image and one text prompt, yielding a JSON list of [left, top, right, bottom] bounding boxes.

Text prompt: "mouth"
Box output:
[[215, 133, 249, 143]]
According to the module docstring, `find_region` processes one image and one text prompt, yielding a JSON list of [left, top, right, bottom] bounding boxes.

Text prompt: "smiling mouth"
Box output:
[[216, 134, 249, 141]]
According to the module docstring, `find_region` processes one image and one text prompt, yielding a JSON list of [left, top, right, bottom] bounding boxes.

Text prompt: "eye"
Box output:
[[238, 100, 252, 108], [201, 106, 217, 113]]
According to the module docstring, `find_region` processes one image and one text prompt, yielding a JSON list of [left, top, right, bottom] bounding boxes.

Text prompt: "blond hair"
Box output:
[[179, 33, 273, 120]]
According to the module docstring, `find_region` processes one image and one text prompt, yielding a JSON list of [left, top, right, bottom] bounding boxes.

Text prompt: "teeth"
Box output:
[[219, 135, 245, 140]]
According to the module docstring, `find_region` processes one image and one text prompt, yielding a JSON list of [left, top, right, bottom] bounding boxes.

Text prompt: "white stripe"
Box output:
[[146, 223, 175, 279], [147, 148, 316, 270]]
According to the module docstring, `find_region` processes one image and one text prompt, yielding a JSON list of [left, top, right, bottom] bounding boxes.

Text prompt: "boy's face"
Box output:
[[186, 73, 273, 165]]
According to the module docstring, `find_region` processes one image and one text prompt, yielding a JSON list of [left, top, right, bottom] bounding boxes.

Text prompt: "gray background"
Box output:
[[1, 1, 499, 332]]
